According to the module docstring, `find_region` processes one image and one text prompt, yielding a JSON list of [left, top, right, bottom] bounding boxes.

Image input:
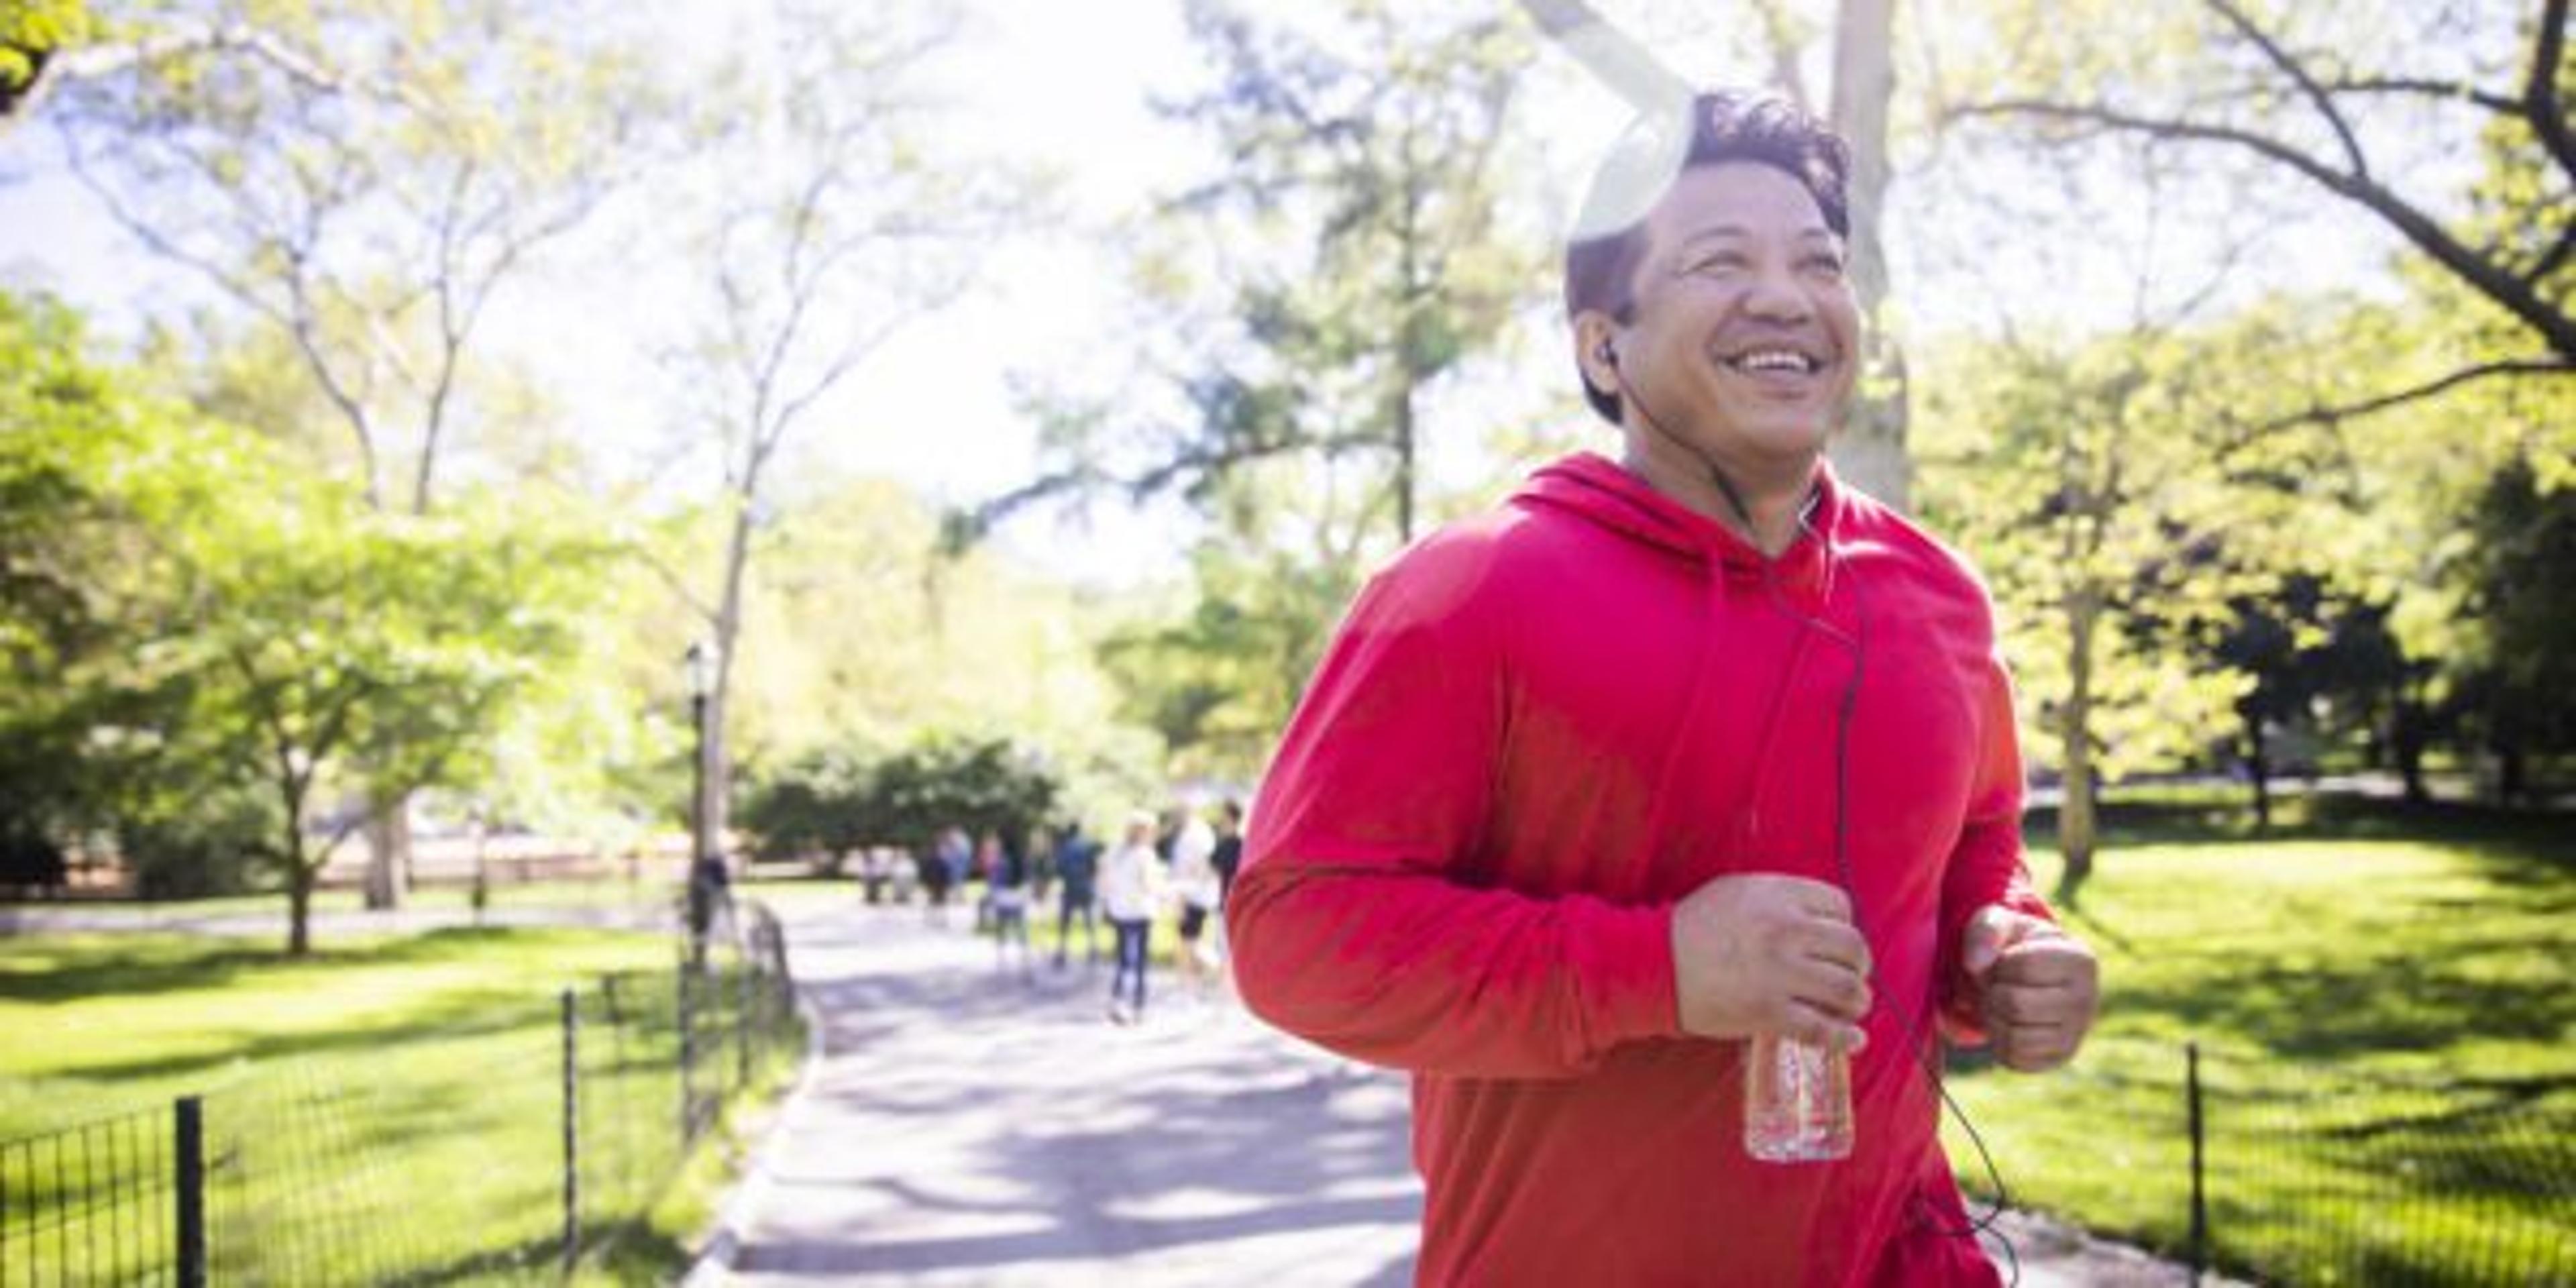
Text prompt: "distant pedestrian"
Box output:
[[1169, 806, 1221, 994], [1211, 800, 1245, 906], [937, 829, 973, 932], [1099, 810, 1163, 1024], [989, 833, 1034, 977], [973, 830, 1004, 934], [1051, 822, 1103, 969], [1206, 800, 1245, 983], [932, 826, 971, 928]]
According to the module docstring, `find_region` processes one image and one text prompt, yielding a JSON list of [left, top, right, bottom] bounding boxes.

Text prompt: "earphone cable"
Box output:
[[1615, 364, 2019, 1283]]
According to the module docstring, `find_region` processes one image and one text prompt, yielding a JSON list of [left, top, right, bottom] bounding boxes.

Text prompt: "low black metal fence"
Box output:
[[2185, 1041, 2573, 1286], [0, 899, 798, 1286], [1962, 1038, 2574, 1286]]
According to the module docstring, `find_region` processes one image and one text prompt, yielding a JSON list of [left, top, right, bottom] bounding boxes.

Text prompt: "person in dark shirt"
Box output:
[[1049, 822, 1102, 969], [1210, 800, 1244, 906]]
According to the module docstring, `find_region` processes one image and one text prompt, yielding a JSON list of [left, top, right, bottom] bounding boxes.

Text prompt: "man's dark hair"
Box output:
[[1564, 92, 1854, 423]]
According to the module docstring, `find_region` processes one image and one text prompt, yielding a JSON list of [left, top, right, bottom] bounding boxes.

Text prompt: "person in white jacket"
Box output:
[[1099, 811, 1164, 1024], [1169, 809, 1222, 990]]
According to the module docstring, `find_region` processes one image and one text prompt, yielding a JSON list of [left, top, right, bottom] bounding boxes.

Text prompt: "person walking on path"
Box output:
[[971, 831, 1003, 935], [1227, 93, 2098, 1286], [1099, 810, 1163, 1025], [925, 826, 971, 927], [989, 832, 1035, 977], [1169, 806, 1222, 995], [1051, 821, 1103, 969], [1210, 800, 1244, 907], [1203, 800, 1246, 988]]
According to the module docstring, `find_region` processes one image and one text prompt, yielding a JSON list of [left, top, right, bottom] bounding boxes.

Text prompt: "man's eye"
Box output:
[[1804, 256, 1847, 277], [1682, 254, 1743, 277]]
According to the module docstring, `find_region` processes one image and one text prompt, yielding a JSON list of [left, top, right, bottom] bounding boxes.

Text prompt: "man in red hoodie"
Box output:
[[1228, 92, 2099, 1286]]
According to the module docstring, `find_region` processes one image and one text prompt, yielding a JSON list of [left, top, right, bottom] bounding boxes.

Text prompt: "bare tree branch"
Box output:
[[963, 425, 1385, 541], [2528, 213, 2576, 284], [2204, 0, 2367, 177], [2320, 76, 2524, 115], [2524, 0, 2575, 181], [7, 23, 342, 131], [1950, 98, 2576, 359], [627, 535, 720, 625], [2249, 358, 2573, 434]]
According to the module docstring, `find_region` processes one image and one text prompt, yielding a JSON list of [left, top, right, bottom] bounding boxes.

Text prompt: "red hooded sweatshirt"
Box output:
[[1229, 451, 2051, 1287]]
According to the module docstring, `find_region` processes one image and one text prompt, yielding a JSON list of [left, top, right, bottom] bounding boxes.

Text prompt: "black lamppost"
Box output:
[[684, 640, 724, 960]]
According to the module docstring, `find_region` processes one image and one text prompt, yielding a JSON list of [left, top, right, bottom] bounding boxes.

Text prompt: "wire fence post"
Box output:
[[561, 987, 580, 1279], [174, 1096, 205, 1288], [735, 947, 755, 1091], [677, 950, 697, 1146], [2186, 1041, 2208, 1284]]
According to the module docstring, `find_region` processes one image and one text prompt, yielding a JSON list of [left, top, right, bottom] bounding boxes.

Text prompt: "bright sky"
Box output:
[[0, 0, 2418, 588], [0, 0, 1633, 588]]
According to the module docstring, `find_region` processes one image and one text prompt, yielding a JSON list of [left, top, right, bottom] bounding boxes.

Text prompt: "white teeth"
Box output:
[[1731, 350, 1814, 373]]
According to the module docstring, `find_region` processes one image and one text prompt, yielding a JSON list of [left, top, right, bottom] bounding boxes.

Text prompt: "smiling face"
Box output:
[[1576, 160, 1860, 484]]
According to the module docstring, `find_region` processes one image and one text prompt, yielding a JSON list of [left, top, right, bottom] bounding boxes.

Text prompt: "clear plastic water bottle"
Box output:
[[1743, 1032, 1854, 1162]]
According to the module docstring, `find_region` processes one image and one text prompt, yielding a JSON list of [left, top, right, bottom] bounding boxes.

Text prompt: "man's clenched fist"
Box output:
[[1956, 905, 2099, 1071]]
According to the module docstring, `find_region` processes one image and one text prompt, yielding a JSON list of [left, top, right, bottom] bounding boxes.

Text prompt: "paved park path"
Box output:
[[705, 900, 2202, 1287], [712, 902, 1421, 1286]]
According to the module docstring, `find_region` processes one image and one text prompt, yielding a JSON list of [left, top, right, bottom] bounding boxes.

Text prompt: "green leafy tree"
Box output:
[[738, 746, 873, 873], [1918, 306, 2353, 901], [2206, 576, 2404, 826], [0, 0, 91, 118], [43, 0, 661, 904], [967, 1, 1540, 783], [1095, 524, 1360, 782], [155, 478, 613, 953], [984, 0, 1538, 549], [716, 472, 1160, 833], [2451, 458, 2576, 801], [853, 737, 1063, 857], [1, 289, 612, 949]]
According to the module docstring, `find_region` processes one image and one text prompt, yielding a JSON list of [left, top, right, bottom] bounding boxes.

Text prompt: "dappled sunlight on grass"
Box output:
[[1947, 806, 2573, 1282]]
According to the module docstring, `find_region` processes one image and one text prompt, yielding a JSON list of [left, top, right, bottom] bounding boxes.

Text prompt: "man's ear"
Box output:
[[1572, 310, 1621, 395]]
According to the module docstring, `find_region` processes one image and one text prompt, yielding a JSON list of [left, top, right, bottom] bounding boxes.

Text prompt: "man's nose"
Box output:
[[1741, 264, 1814, 322]]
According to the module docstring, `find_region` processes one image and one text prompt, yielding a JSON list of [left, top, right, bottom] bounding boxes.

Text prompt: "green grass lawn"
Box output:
[[1944, 798, 2573, 1285], [5, 875, 686, 924], [0, 926, 795, 1285]]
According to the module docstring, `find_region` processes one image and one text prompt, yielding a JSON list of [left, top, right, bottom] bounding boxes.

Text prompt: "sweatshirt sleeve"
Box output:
[[1227, 551, 1679, 1079], [1935, 647, 2056, 1040]]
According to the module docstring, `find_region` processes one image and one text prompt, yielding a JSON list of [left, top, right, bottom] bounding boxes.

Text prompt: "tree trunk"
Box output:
[[277, 776, 315, 956], [1825, 0, 1909, 511], [288, 864, 313, 957], [2393, 686, 2430, 804], [2055, 594, 2100, 905], [362, 794, 411, 910], [2496, 734, 2526, 806], [2243, 711, 2271, 831], [1394, 384, 1417, 546]]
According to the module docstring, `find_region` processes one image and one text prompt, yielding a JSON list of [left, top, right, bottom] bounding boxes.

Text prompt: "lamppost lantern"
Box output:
[[684, 639, 716, 701]]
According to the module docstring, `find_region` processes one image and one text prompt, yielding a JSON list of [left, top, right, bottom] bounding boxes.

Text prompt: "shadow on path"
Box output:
[[727, 904, 1421, 1287]]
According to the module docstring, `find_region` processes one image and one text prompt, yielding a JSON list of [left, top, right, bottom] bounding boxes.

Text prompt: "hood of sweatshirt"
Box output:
[[1513, 451, 1843, 590]]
